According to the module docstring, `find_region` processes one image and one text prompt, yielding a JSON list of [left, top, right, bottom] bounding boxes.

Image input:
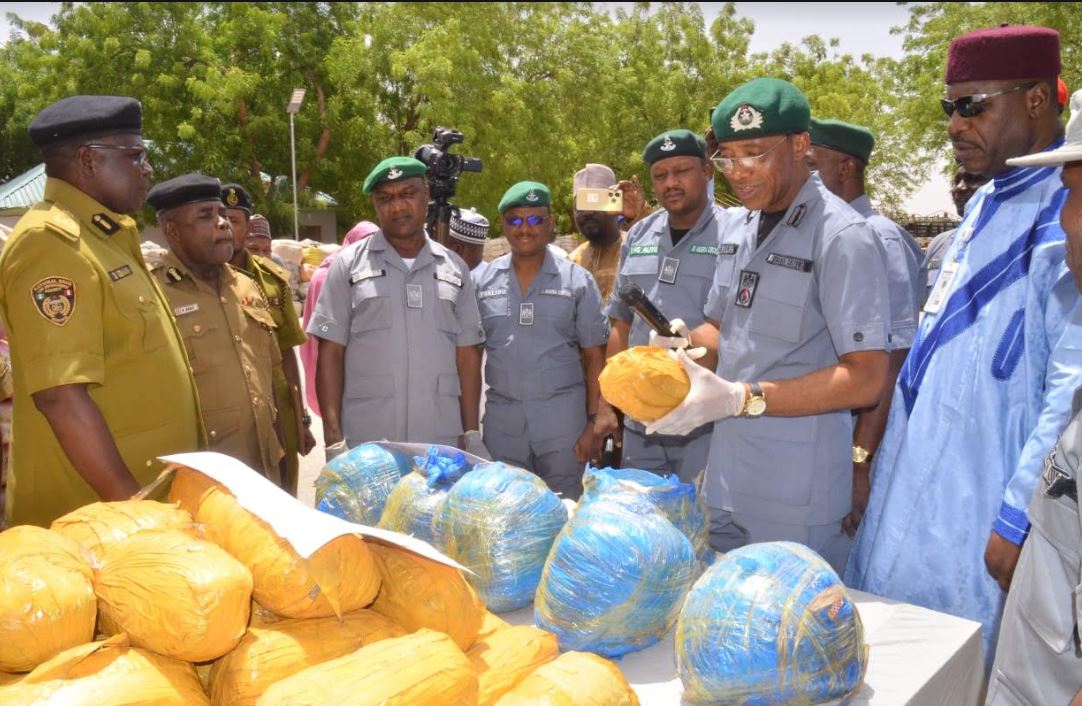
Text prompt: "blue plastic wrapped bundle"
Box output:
[[676, 541, 868, 706], [580, 465, 712, 566], [314, 443, 412, 524], [434, 462, 567, 613], [377, 446, 471, 546], [534, 491, 695, 657]]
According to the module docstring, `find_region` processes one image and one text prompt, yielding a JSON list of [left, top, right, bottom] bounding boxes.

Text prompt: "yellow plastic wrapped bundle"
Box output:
[[599, 346, 690, 422], [209, 609, 406, 706], [0, 672, 21, 686], [368, 541, 483, 650], [50, 499, 194, 563], [301, 246, 330, 267], [94, 529, 253, 662], [0, 526, 96, 672], [169, 468, 381, 618], [494, 651, 640, 706], [0, 634, 210, 705], [257, 629, 478, 706], [478, 610, 512, 640], [249, 600, 281, 627], [468, 625, 560, 706]]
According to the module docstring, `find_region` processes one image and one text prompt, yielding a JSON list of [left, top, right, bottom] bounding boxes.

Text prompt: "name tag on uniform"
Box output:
[[689, 244, 719, 256], [718, 243, 739, 256], [658, 257, 680, 284], [406, 283, 423, 309], [735, 270, 759, 308], [539, 288, 572, 298], [350, 269, 385, 285], [923, 261, 958, 315], [173, 303, 199, 317], [108, 265, 133, 282], [434, 271, 463, 288], [766, 253, 813, 272], [479, 288, 507, 299], [519, 302, 535, 326]]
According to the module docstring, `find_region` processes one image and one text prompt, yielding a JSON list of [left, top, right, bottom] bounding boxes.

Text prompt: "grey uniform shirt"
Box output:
[[605, 202, 731, 431], [306, 231, 484, 447], [923, 227, 956, 303], [849, 195, 923, 349], [473, 251, 608, 442], [703, 174, 890, 525]]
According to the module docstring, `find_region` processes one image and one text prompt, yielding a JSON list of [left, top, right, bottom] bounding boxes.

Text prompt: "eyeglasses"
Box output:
[[504, 215, 546, 227], [83, 143, 150, 166], [940, 83, 1037, 118], [710, 135, 789, 172]]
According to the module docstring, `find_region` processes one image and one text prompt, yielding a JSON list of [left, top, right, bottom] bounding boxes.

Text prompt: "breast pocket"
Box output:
[[241, 305, 278, 359], [182, 318, 223, 374], [622, 255, 659, 289], [349, 277, 391, 334], [479, 295, 511, 346], [112, 277, 168, 353], [746, 268, 813, 344], [435, 280, 462, 338]]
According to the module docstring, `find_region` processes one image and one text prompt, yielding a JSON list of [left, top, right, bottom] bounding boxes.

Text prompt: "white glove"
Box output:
[[645, 348, 746, 436], [462, 430, 492, 461], [325, 440, 348, 463], [648, 318, 706, 360]]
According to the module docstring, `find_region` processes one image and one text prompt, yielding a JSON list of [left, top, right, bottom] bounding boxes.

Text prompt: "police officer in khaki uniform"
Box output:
[[0, 95, 203, 526], [222, 184, 314, 495], [148, 174, 284, 483], [307, 156, 487, 460]]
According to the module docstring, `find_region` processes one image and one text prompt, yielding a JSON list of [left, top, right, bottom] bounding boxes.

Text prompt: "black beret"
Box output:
[[147, 174, 224, 213], [642, 129, 707, 165], [29, 95, 142, 151], [221, 183, 253, 213]]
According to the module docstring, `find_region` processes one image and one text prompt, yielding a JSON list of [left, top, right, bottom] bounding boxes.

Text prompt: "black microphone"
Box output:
[[618, 281, 678, 337]]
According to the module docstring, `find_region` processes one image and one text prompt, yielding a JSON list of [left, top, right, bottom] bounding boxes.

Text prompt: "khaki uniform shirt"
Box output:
[[153, 252, 283, 482], [568, 233, 625, 303], [0, 178, 202, 526]]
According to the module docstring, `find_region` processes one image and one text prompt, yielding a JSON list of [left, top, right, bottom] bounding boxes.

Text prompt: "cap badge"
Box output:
[[731, 104, 763, 132], [525, 189, 539, 202], [660, 136, 676, 152], [387, 166, 403, 180], [226, 189, 239, 207]]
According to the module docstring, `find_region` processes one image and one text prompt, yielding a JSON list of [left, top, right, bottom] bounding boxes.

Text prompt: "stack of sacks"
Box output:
[[676, 542, 868, 706], [580, 466, 711, 566], [435, 462, 567, 612], [257, 629, 478, 705], [367, 541, 484, 650], [210, 610, 406, 706], [0, 634, 210, 705], [169, 467, 381, 618], [494, 651, 641, 706], [94, 529, 253, 662], [379, 445, 471, 545], [270, 239, 304, 266], [315, 443, 412, 525], [599, 346, 690, 422], [468, 625, 559, 706], [50, 499, 194, 563], [140, 241, 168, 270], [535, 490, 695, 657], [0, 526, 96, 672]]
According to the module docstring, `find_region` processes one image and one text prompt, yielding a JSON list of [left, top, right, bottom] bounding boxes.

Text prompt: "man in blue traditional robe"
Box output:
[[846, 24, 1082, 663]]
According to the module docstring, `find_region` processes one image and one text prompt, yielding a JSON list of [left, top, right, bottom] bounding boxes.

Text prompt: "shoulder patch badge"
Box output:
[[730, 104, 763, 132], [91, 213, 120, 235], [31, 276, 76, 326]]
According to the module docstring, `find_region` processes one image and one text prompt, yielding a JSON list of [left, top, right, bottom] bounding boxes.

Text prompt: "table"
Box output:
[[505, 589, 983, 706]]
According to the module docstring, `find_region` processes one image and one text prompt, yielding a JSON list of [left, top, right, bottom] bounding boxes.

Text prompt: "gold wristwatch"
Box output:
[[852, 445, 872, 464], [742, 382, 766, 417]]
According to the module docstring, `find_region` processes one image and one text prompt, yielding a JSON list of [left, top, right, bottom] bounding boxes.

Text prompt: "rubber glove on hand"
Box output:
[[648, 318, 706, 360], [644, 348, 746, 436], [460, 429, 492, 461]]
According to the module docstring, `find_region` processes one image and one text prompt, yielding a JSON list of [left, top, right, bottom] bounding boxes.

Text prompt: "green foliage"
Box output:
[[0, 2, 1071, 236]]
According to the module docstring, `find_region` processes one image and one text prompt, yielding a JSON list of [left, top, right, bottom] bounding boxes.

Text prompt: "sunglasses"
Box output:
[[83, 143, 151, 166], [940, 82, 1036, 118], [710, 135, 789, 172], [504, 215, 546, 227]]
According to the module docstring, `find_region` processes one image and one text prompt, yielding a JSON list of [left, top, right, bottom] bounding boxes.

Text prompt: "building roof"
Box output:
[[0, 163, 45, 213]]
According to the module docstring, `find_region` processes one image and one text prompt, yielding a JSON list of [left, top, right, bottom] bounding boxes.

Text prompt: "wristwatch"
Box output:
[[301, 410, 312, 428], [742, 382, 766, 417], [852, 445, 872, 464]]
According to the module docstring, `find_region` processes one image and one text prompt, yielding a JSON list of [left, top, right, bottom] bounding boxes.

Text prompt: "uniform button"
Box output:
[[210, 430, 218, 439], [252, 397, 259, 405], [193, 324, 202, 333], [137, 295, 145, 303], [234, 335, 242, 343], [146, 459, 152, 467], [220, 296, 227, 304]]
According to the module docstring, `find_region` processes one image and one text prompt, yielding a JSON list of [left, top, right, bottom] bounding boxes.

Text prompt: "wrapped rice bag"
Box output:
[[50, 499, 194, 563], [315, 443, 411, 525], [468, 625, 559, 706], [378, 445, 471, 545], [599, 346, 689, 422], [494, 651, 640, 706], [676, 542, 868, 706]]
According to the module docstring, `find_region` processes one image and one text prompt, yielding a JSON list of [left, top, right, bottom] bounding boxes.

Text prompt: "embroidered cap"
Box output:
[[642, 129, 707, 165], [711, 78, 811, 143], [498, 181, 551, 213], [362, 156, 428, 194]]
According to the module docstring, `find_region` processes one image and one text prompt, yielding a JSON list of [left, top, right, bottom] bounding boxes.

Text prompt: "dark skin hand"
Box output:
[[33, 384, 141, 500], [985, 532, 1023, 592], [316, 338, 346, 450]]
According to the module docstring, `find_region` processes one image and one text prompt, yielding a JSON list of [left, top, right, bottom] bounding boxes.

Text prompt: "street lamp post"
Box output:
[[286, 88, 306, 241]]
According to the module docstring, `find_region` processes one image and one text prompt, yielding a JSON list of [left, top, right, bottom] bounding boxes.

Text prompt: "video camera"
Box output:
[[414, 127, 483, 204]]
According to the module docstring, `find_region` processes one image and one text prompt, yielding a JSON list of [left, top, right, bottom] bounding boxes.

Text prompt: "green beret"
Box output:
[[809, 118, 875, 163], [642, 129, 707, 165], [498, 181, 551, 213], [711, 78, 810, 142], [362, 156, 427, 194]]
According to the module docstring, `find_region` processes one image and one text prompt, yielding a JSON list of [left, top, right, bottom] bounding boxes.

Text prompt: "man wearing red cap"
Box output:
[[847, 25, 1082, 663]]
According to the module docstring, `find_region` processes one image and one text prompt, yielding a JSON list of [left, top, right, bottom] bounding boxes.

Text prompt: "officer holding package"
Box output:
[[307, 157, 486, 458], [649, 79, 890, 572], [0, 95, 202, 525], [475, 181, 609, 498], [148, 174, 284, 483], [594, 129, 730, 484]]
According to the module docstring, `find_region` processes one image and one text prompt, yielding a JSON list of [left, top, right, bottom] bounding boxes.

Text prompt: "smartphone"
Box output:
[[575, 187, 623, 213]]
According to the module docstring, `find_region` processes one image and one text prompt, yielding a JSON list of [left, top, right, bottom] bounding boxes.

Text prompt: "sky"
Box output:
[[0, 2, 953, 214]]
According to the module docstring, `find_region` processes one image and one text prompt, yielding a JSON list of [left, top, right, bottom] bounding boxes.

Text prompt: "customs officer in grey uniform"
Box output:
[[986, 90, 1082, 706], [594, 129, 731, 484], [805, 118, 923, 536], [306, 157, 486, 460], [649, 79, 890, 572], [474, 182, 609, 498]]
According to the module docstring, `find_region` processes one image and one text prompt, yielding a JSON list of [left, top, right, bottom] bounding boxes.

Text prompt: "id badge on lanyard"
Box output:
[[923, 262, 957, 315]]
